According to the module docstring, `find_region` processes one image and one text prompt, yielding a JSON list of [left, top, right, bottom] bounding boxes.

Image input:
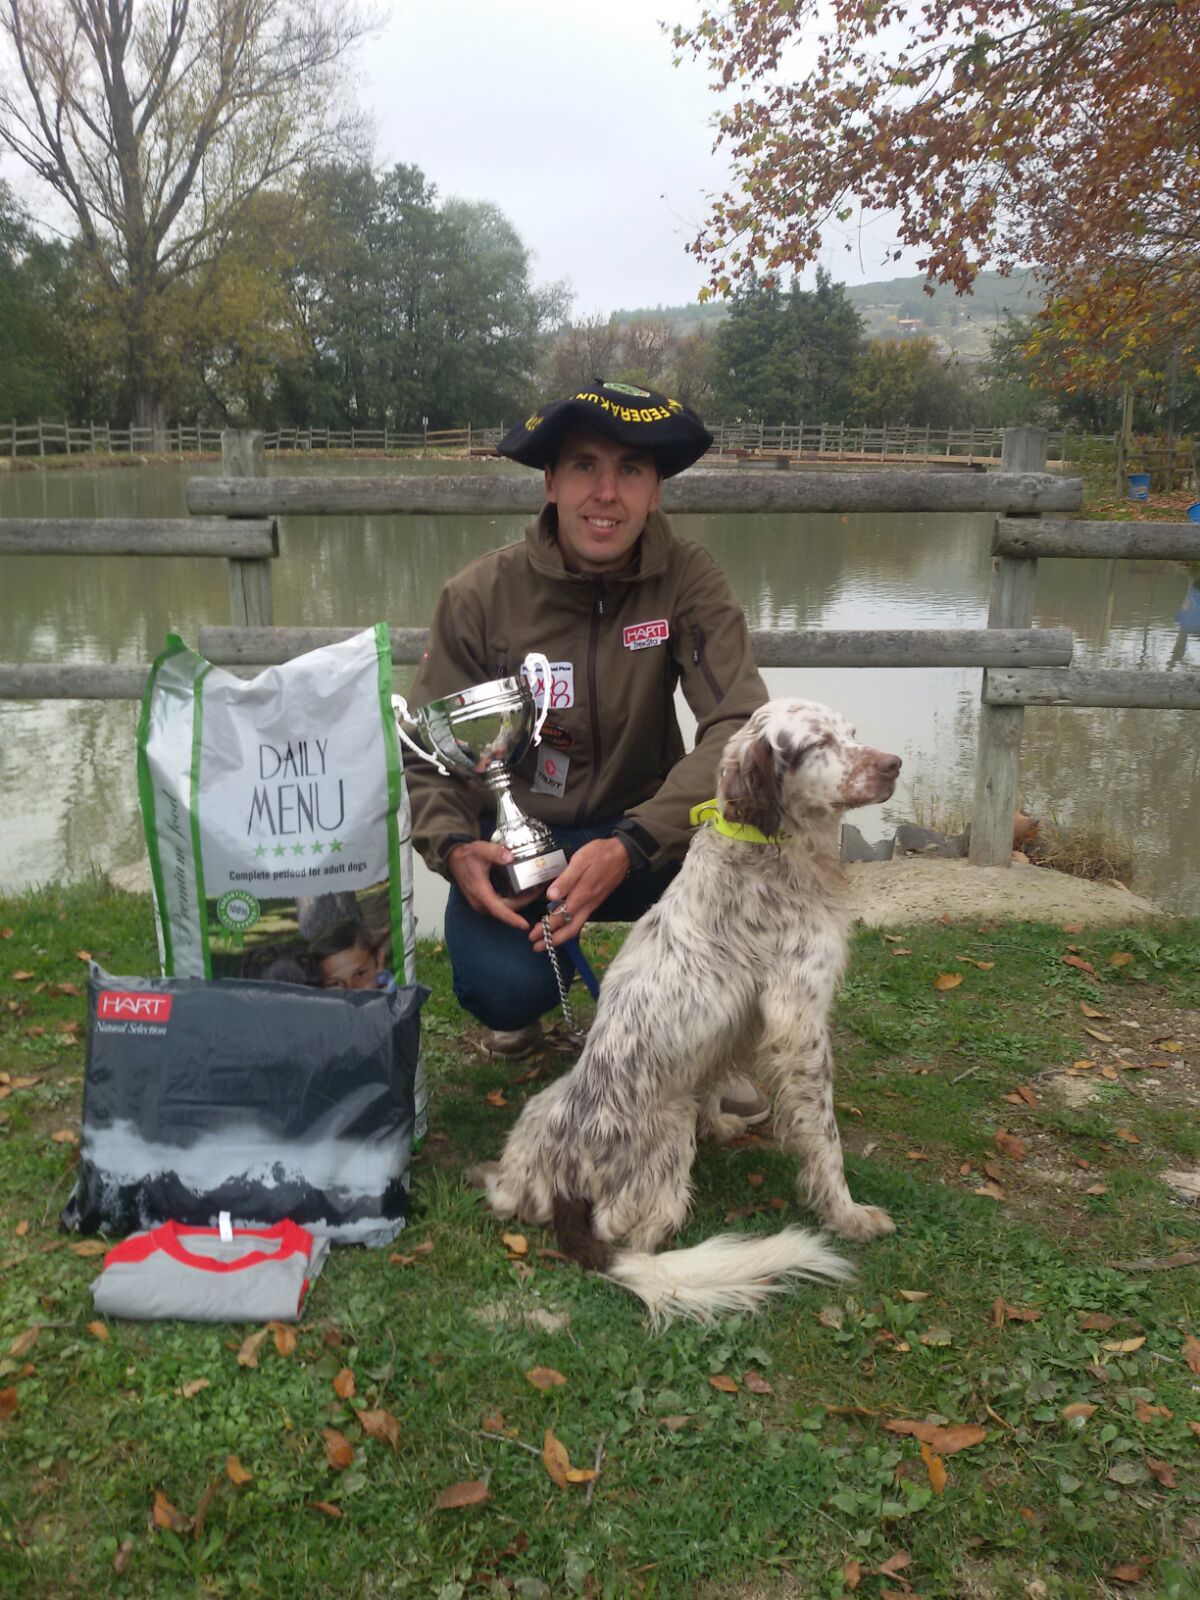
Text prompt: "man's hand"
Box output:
[[529, 836, 629, 952], [447, 841, 542, 929]]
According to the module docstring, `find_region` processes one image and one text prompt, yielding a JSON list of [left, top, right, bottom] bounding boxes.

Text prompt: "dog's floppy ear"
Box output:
[[718, 726, 783, 836]]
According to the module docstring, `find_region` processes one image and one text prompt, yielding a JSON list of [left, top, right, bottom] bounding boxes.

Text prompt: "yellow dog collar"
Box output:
[[689, 799, 789, 846]]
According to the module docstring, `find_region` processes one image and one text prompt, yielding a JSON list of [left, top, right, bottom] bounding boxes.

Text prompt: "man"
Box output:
[[404, 380, 769, 1116]]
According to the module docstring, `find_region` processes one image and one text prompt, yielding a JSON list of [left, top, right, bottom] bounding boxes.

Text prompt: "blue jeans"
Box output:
[[445, 822, 680, 1031]]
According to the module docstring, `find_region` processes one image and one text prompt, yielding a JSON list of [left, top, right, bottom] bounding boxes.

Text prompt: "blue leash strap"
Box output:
[[562, 937, 601, 1001]]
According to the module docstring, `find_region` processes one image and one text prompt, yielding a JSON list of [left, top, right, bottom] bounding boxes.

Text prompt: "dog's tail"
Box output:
[[553, 1195, 851, 1326]]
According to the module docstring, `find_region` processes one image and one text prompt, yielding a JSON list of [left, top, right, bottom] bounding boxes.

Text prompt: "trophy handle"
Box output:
[[391, 696, 450, 776], [521, 651, 552, 747]]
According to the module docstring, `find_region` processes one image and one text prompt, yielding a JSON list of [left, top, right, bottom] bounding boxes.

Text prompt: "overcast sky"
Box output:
[[1, 0, 926, 318], [363, 0, 924, 316]]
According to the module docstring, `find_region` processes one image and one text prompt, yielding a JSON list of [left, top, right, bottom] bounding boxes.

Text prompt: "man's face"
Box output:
[[544, 430, 661, 575]]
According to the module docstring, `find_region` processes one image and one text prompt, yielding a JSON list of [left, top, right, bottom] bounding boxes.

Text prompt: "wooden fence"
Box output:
[[1, 416, 1109, 466], [2, 427, 1198, 868]]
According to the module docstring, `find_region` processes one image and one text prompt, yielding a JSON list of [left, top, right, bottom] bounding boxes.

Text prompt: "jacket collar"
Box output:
[[525, 506, 674, 585]]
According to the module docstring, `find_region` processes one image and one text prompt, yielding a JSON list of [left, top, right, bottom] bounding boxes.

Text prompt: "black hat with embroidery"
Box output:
[[497, 380, 712, 478]]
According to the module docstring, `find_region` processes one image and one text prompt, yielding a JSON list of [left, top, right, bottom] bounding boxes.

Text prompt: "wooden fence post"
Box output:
[[969, 426, 1047, 866], [221, 430, 273, 627]]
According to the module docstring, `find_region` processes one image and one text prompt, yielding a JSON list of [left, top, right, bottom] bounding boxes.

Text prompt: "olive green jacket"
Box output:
[[404, 508, 768, 875]]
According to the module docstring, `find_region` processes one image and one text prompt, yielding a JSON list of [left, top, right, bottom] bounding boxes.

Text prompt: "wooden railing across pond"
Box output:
[[3, 427, 1198, 869]]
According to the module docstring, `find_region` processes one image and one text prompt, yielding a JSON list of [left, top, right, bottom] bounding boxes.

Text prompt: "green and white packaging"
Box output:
[[137, 624, 426, 1139]]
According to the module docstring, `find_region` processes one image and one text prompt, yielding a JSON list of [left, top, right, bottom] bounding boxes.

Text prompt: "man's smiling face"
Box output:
[[543, 430, 661, 575]]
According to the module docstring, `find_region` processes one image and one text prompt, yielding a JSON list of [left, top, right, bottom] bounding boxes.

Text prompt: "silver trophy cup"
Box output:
[[394, 651, 568, 895]]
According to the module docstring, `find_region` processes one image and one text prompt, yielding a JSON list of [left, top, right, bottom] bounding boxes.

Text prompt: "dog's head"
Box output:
[[716, 700, 902, 835]]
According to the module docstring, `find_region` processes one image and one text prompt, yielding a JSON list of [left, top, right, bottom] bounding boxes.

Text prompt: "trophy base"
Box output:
[[498, 847, 567, 896]]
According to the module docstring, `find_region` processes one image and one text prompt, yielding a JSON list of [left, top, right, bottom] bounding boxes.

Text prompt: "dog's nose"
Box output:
[[877, 754, 902, 779]]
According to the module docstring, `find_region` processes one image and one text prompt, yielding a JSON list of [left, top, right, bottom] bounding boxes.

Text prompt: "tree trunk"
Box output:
[[130, 382, 168, 453]]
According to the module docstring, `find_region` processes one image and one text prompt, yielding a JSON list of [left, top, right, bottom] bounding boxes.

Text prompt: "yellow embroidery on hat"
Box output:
[[524, 413, 543, 432]]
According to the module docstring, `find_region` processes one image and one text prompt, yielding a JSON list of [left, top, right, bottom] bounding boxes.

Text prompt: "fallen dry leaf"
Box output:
[[177, 1378, 210, 1399], [76, 949, 91, 962], [87, 1320, 109, 1342], [9, 1326, 39, 1359], [746, 1171, 765, 1188], [995, 1130, 1027, 1162], [973, 1182, 1006, 1201], [1061, 1402, 1098, 1420], [51, 1129, 79, 1146], [1063, 954, 1096, 974], [1062, 921, 1084, 934], [481, 1410, 505, 1433], [311, 1500, 343, 1518], [905, 1150, 930, 1162], [1083, 1026, 1115, 1044], [112, 1537, 133, 1574], [56, 981, 81, 997], [225, 1455, 253, 1486], [332, 1367, 356, 1400], [933, 972, 963, 991], [436, 1477, 490, 1510], [0, 1387, 19, 1421], [1182, 1335, 1200, 1376], [565, 1466, 597, 1483], [501, 1231, 528, 1256], [1110, 1561, 1153, 1583], [1080, 1000, 1108, 1018], [11, 970, 34, 981], [1108, 952, 1134, 968], [843, 1559, 862, 1591], [358, 1408, 400, 1452], [1086, 1182, 1108, 1196], [68, 1239, 107, 1257], [1114, 1128, 1141, 1144], [270, 1323, 297, 1356], [543, 1427, 571, 1489], [1079, 1312, 1115, 1331], [743, 1369, 773, 1394], [236, 1327, 269, 1368], [1015, 1084, 1038, 1106], [1187, 1421, 1200, 1439], [898, 1289, 930, 1302], [484, 1089, 508, 1108], [151, 1490, 191, 1534], [1102, 1337, 1147, 1355], [878, 1551, 913, 1578], [884, 1419, 988, 1454], [525, 1365, 567, 1390], [709, 1374, 739, 1393], [919, 1441, 947, 1494], [322, 1427, 355, 1470], [1135, 1400, 1172, 1423]]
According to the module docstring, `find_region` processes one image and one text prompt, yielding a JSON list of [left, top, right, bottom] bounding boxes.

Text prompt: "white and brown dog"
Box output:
[[474, 699, 901, 1323]]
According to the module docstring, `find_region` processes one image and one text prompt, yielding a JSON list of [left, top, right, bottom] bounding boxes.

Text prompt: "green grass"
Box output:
[[1, 883, 1199, 1598]]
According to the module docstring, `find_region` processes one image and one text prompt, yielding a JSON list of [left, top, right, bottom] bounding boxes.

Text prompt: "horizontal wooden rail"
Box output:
[[0, 627, 1074, 701], [186, 471, 1083, 519], [0, 518, 278, 558], [994, 518, 1200, 561], [984, 668, 1200, 709], [197, 624, 1073, 670]]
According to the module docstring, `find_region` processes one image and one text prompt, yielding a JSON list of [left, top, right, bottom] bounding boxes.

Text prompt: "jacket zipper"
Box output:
[[691, 622, 725, 701], [575, 580, 606, 824]]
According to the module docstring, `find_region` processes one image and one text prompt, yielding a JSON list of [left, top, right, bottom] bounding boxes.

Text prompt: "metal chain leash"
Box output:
[[541, 910, 585, 1041]]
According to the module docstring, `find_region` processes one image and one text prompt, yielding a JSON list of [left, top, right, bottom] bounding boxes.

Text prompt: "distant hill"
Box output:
[[610, 269, 1044, 360]]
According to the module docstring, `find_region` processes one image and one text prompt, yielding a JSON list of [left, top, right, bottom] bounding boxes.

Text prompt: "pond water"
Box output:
[[3, 458, 1197, 928]]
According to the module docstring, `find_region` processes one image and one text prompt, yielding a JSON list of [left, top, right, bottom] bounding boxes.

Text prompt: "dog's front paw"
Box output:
[[826, 1203, 895, 1242]]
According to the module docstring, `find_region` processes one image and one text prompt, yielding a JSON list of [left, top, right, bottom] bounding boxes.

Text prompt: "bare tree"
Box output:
[[0, 0, 370, 433]]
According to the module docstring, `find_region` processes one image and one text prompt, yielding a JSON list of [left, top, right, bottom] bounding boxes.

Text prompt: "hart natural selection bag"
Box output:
[[62, 968, 426, 1246], [136, 623, 425, 1136]]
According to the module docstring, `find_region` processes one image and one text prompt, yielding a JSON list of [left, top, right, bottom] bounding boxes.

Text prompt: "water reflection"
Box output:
[[2, 460, 1197, 919]]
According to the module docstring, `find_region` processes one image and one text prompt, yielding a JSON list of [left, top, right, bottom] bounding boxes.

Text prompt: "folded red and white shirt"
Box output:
[[92, 1218, 329, 1322]]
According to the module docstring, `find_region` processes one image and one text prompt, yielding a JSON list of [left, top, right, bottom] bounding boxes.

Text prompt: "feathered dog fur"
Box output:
[[474, 699, 902, 1324]]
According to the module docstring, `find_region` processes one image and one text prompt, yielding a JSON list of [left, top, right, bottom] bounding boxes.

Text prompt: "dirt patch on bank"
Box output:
[[846, 857, 1164, 929]]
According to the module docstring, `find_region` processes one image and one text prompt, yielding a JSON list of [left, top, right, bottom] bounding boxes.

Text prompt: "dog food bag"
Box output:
[[136, 623, 425, 1138], [62, 967, 427, 1247]]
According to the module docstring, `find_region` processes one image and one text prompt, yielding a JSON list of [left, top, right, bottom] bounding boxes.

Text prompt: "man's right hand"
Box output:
[[446, 841, 542, 929]]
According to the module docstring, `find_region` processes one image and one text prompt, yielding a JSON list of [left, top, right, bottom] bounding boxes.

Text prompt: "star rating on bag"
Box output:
[[310, 840, 324, 855]]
